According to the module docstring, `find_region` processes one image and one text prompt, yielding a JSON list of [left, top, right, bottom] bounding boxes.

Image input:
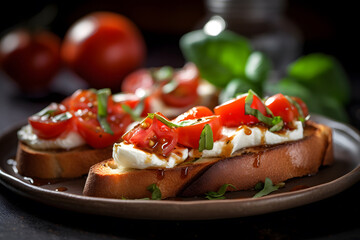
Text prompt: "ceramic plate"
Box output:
[[1, 115, 360, 220]]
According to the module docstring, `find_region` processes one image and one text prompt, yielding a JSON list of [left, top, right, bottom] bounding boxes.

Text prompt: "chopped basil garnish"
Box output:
[[36, 108, 56, 117], [199, 124, 214, 152], [253, 177, 284, 198], [244, 89, 284, 132], [162, 79, 179, 94], [121, 96, 146, 122], [53, 112, 72, 121], [147, 183, 162, 200], [152, 66, 174, 82], [96, 88, 114, 135], [147, 113, 198, 128], [205, 184, 237, 200], [285, 95, 305, 123]]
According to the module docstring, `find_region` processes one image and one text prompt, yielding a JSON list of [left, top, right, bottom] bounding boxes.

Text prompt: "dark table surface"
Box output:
[[1, 68, 360, 240]]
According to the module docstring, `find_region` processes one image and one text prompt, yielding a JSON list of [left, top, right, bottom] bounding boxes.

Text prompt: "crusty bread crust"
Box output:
[[16, 142, 112, 179], [83, 121, 333, 199]]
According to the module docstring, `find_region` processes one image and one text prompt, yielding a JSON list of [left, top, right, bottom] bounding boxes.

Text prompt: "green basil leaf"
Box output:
[[205, 184, 237, 200], [152, 66, 174, 82], [162, 79, 179, 94], [199, 124, 213, 152], [253, 178, 282, 198], [265, 77, 349, 123], [147, 183, 162, 200], [96, 88, 111, 117], [288, 53, 350, 104], [121, 95, 146, 122], [121, 104, 141, 122], [96, 88, 113, 135], [147, 113, 198, 128], [36, 108, 56, 117], [53, 112, 73, 122], [244, 90, 284, 131], [245, 51, 271, 86], [180, 29, 252, 88], [285, 95, 305, 122], [97, 116, 114, 135]]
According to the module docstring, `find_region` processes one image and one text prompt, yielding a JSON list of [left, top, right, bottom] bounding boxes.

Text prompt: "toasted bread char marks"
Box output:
[[16, 142, 112, 179], [83, 121, 333, 199]]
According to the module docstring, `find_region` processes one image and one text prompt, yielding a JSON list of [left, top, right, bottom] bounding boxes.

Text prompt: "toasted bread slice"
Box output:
[[16, 142, 112, 179], [83, 121, 333, 199]]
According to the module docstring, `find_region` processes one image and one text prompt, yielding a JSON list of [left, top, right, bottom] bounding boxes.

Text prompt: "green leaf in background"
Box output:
[[265, 75, 349, 122], [288, 53, 351, 104], [245, 51, 271, 87], [180, 29, 252, 88]]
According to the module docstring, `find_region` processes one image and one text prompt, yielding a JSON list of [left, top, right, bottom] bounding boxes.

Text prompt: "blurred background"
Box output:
[[0, 0, 359, 129]]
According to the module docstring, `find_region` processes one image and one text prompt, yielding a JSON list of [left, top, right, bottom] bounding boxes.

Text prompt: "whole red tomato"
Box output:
[[0, 29, 61, 94], [61, 12, 146, 91]]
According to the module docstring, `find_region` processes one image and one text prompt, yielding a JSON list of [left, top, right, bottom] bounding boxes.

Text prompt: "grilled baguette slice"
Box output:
[[16, 142, 112, 179], [83, 121, 333, 199]]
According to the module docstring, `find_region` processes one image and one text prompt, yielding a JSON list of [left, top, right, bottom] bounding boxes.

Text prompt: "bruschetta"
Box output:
[[83, 90, 333, 199]]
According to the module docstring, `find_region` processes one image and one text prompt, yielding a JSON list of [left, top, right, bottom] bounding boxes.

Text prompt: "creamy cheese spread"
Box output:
[[190, 121, 303, 158], [113, 143, 188, 169], [113, 121, 304, 169], [17, 125, 86, 150]]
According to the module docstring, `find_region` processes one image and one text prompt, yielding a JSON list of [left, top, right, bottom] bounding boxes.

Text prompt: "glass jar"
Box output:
[[204, 0, 302, 76]]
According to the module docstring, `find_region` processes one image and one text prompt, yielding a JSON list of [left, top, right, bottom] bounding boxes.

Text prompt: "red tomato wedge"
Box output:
[[74, 108, 132, 148], [122, 113, 178, 156], [265, 93, 299, 123], [121, 69, 154, 94], [214, 93, 267, 127], [69, 89, 132, 148], [160, 63, 200, 107], [28, 103, 72, 139], [175, 115, 222, 149]]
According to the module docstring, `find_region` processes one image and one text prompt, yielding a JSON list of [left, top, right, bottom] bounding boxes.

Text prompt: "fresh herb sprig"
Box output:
[[205, 184, 237, 200], [244, 89, 283, 132], [121, 96, 146, 122], [253, 178, 284, 198], [199, 124, 213, 152], [147, 113, 198, 128], [147, 113, 215, 152], [96, 88, 113, 135], [146, 183, 162, 200]]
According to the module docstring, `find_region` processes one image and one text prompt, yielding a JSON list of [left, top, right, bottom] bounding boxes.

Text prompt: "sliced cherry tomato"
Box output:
[[0, 29, 61, 94], [28, 103, 72, 139], [121, 69, 154, 94], [160, 63, 200, 107], [291, 96, 309, 118], [172, 106, 214, 122], [68, 89, 98, 113], [214, 93, 267, 127], [174, 115, 222, 149], [265, 93, 299, 123], [123, 113, 178, 157], [69, 89, 132, 148], [74, 108, 132, 148], [61, 12, 146, 91]]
